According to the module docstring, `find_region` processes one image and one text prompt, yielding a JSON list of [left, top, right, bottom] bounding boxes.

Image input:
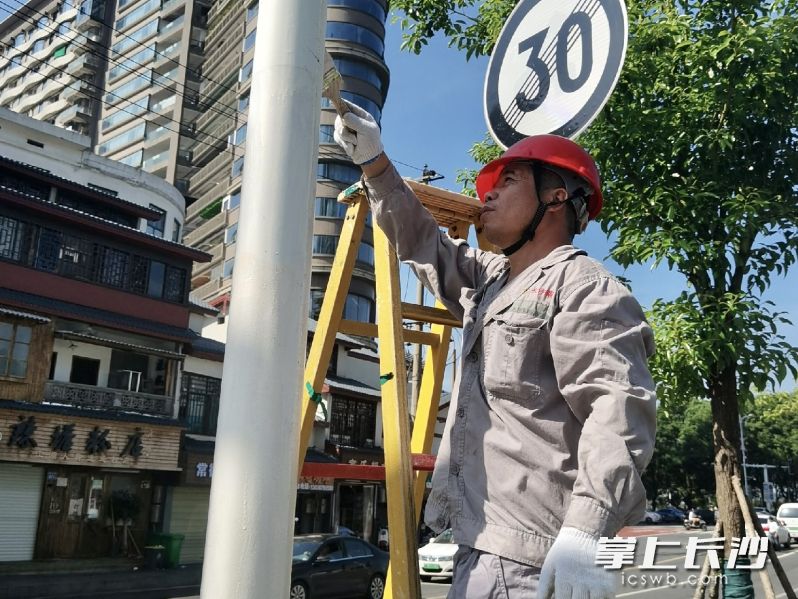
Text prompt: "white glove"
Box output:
[[538, 527, 616, 599], [333, 99, 384, 165]]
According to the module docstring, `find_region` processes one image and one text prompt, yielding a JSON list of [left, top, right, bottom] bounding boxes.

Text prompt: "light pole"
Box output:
[[739, 414, 754, 497]]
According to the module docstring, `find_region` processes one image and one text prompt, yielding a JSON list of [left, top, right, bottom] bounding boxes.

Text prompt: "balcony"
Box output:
[[44, 380, 174, 417], [66, 52, 101, 76], [75, 10, 100, 31]]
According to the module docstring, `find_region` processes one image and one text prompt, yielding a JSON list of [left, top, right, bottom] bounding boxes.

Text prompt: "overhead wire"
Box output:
[[0, 0, 240, 122], [0, 40, 242, 156]]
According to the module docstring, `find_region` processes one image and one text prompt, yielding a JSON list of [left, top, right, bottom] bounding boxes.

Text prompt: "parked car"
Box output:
[[776, 503, 798, 540], [417, 528, 457, 581], [291, 534, 388, 599], [695, 508, 716, 526], [656, 507, 686, 524], [758, 513, 792, 550], [639, 511, 662, 524]]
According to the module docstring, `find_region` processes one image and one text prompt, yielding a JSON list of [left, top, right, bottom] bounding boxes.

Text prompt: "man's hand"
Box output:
[[333, 100, 384, 166], [538, 527, 616, 599]]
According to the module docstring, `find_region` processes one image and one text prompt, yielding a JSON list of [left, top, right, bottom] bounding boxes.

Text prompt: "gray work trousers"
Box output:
[[447, 545, 541, 599]]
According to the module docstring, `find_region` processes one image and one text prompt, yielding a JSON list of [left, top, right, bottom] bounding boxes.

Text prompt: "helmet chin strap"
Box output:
[[502, 162, 549, 257]]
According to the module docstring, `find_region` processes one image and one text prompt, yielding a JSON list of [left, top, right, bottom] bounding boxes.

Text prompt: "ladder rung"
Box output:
[[338, 319, 445, 346], [400, 303, 461, 328], [301, 454, 436, 480]]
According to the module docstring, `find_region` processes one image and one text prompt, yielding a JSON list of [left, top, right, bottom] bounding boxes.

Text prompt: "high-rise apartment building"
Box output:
[[0, 0, 210, 196], [184, 0, 389, 319]]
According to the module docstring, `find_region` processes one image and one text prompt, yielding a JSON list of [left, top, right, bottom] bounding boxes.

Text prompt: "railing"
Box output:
[[44, 381, 174, 417]]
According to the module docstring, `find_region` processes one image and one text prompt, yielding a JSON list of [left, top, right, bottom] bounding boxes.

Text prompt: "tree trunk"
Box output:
[[709, 365, 744, 549], [709, 364, 753, 597]]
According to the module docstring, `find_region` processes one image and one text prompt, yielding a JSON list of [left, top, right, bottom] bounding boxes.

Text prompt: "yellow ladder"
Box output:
[[297, 177, 494, 599]]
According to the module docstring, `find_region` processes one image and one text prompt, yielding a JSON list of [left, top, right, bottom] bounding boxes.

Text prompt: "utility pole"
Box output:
[[746, 464, 790, 512], [200, 2, 325, 597]]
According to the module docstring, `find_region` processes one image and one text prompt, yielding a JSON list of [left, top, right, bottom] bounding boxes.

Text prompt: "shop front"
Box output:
[[0, 401, 182, 561]]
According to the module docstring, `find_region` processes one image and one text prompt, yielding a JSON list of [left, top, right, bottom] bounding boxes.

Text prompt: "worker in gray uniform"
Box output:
[[334, 100, 657, 599]]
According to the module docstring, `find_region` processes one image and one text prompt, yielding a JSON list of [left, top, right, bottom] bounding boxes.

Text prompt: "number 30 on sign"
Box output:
[[484, 0, 628, 147]]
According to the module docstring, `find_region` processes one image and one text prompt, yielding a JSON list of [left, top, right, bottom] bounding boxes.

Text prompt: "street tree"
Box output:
[[392, 0, 798, 574]]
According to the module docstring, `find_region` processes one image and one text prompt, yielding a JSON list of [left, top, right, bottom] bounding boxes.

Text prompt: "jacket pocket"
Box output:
[[482, 313, 546, 402]]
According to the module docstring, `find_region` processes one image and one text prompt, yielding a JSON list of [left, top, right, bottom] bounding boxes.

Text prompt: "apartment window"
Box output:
[[225, 223, 238, 245], [0, 322, 31, 378], [14, 32, 25, 47], [115, 0, 158, 30], [357, 242, 374, 266], [147, 260, 165, 297], [321, 90, 381, 122], [32, 39, 46, 54], [315, 196, 347, 219], [97, 247, 129, 287], [319, 124, 335, 144], [344, 293, 373, 322], [328, 0, 386, 22], [333, 58, 383, 91], [109, 45, 155, 81], [246, 1, 258, 21], [105, 70, 151, 104], [231, 157, 244, 178], [330, 396, 377, 447], [180, 372, 221, 436], [233, 123, 247, 146], [37, 15, 50, 27], [228, 189, 241, 210], [0, 216, 27, 262], [146, 204, 166, 237], [242, 29, 256, 52], [172, 218, 181, 242], [222, 257, 234, 278], [118, 149, 143, 167], [326, 22, 384, 56], [58, 21, 71, 35], [239, 59, 253, 82], [316, 162, 361, 184], [312, 234, 337, 256], [111, 18, 157, 56], [238, 92, 250, 111], [97, 121, 146, 154]]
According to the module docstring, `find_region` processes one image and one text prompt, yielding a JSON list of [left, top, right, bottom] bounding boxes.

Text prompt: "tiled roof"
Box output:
[[325, 374, 381, 399], [0, 154, 159, 218], [0, 306, 51, 323], [187, 333, 225, 357], [0, 399, 181, 426]]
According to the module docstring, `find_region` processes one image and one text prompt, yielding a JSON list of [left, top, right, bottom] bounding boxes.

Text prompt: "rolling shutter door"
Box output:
[[167, 487, 210, 564], [0, 463, 44, 561]]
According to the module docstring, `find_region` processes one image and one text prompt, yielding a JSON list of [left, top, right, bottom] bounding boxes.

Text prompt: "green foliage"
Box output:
[[745, 389, 798, 468], [393, 0, 798, 407]]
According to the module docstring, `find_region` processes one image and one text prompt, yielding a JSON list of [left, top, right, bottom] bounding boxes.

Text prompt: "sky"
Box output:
[[378, 15, 797, 393]]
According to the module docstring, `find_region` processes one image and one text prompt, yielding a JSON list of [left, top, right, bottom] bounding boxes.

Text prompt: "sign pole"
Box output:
[[199, 2, 325, 597]]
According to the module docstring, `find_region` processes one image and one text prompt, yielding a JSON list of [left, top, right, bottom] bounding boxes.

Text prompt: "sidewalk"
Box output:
[[0, 558, 201, 599]]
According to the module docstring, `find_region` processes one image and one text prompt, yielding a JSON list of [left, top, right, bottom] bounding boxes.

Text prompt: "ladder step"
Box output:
[[338, 319, 448, 346], [400, 303, 461, 327], [301, 454, 436, 480]]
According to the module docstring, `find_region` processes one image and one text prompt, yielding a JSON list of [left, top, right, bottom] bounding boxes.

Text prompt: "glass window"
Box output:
[[333, 58, 383, 91], [328, 0, 385, 22], [172, 218, 181, 243], [239, 59, 253, 82], [115, 0, 158, 30], [343, 538, 374, 558], [14, 32, 26, 47], [38, 15, 50, 27], [345, 293, 373, 322], [147, 260, 165, 297], [32, 39, 46, 54], [238, 92, 250, 111], [0, 322, 32, 378], [180, 372, 221, 435], [222, 257, 235, 278], [321, 90, 381, 122], [146, 204, 166, 237], [314, 196, 347, 219], [246, 1, 258, 21], [111, 18, 157, 56], [357, 242, 374, 266], [52, 45, 67, 58], [312, 234, 337, 256], [97, 121, 146, 155], [108, 45, 155, 81], [102, 96, 148, 132], [118, 149, 143, 167], [242, 29, 256, 52], [231, 157, 244, 178], [98, 247, 129, 288], [225, 223, 238, 245], [228, 189, 241, 210], [319, 124, 335, 144], [316, 162, 361, 184], [326, 22, 384, 56], [105, 70, 151, 104], [233, 123, 247, 145]]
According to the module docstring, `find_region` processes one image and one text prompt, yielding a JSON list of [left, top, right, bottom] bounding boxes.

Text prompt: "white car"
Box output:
[[758, 513, 792, 550], [418, 529, 457, 581], [776, 503, 798, 541], [640, 511, 662, 524]]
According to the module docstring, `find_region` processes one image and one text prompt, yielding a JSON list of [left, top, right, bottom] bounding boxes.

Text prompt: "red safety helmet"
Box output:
[[475, 134, 603, 220]]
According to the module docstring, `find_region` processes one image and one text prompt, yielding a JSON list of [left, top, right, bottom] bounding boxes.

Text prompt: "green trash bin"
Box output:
[[147, 533, 185, 568]]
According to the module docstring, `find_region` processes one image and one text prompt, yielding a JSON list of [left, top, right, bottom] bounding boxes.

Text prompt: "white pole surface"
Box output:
[[200, 2, 325, 597]]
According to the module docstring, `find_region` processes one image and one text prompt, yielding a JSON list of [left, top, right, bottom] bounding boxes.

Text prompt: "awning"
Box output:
[[0, 306, 51, 323], [55, 330, 184, 360]]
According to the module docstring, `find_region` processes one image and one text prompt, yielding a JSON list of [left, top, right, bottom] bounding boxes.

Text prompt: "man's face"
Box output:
[[478, 162, 539, 247]]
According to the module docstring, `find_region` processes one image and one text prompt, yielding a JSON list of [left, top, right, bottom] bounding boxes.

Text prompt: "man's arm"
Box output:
[[333, 104, 504, 315]]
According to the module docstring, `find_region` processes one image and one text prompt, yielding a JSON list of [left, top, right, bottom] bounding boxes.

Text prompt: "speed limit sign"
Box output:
[[484, 0, 628, 148]]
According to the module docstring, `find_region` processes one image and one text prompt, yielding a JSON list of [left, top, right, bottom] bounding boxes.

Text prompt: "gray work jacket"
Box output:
[[364, 165, 657, 567]]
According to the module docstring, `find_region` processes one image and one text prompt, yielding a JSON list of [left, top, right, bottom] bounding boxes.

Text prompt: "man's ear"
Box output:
[[545, 188, 569, 211]]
